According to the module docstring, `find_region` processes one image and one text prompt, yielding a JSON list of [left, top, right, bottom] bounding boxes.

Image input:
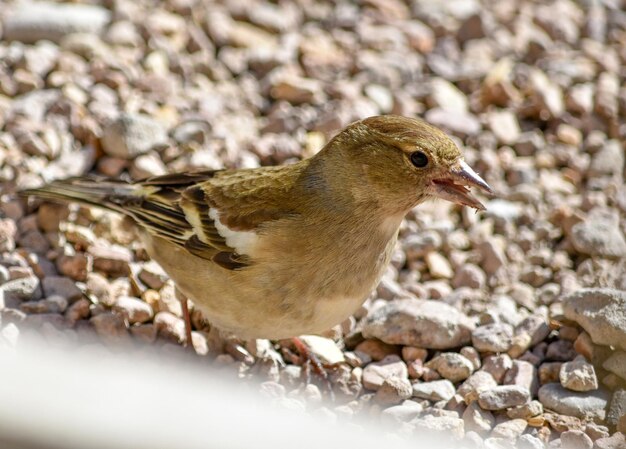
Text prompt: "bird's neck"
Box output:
[[297, 156, 406, 242], [301, 148, 415, 217]]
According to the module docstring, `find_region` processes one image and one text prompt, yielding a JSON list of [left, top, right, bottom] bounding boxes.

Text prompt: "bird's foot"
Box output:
[[176, 289, 195, 352], [291, 337, 335, 402]]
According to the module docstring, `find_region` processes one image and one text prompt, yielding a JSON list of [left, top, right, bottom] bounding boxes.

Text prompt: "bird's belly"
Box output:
[[304, 293, 366, 333], [185, 272, 371, 339], [180, 280, 368, 339], [142, 232, 389, 339]]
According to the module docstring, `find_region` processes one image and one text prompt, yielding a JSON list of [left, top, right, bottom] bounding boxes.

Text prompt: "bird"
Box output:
[[22, 115, 492, 347]]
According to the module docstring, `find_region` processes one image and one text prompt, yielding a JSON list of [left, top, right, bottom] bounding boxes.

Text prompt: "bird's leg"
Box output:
[[176, 289, 194, 349], [291, 337, 335, 401]]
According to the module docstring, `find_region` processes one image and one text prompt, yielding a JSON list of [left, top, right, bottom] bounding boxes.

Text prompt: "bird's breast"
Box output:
[[239, 216, 400, 336]]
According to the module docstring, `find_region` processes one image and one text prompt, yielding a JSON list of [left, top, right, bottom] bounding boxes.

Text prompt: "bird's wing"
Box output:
[[138, 172, 225, 247], [23, 165, 304, 270], [124, 171, 260, 270], [173, 166, 302, 269]]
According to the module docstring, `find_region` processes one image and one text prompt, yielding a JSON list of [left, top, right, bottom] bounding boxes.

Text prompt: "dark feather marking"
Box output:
[[142, 170, 218, 186], [184, 235, 216, 260], [129, 208, 184, 234], [212, 251, 249, 270], [139, 201, 188, 225], [150, 190, 180, 202], [185, 185, 207, 203]]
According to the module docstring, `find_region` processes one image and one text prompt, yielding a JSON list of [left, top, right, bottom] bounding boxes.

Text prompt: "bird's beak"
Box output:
[[428, 160, 493, 211]]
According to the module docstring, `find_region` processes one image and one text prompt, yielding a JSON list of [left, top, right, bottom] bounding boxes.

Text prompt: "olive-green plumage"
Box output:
[[22, 115, 490, 339]]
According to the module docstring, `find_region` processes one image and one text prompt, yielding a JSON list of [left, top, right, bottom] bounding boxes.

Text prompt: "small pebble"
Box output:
[[560, 356, 599, 392], [412, 379, 456, 402], [561, 430, 593, 449], [374, 377, 413, 405], [362, 355, 408, 391], [478, 385, 531, 411], [538, 383, 610, 421], [472, 323, 514, 353]]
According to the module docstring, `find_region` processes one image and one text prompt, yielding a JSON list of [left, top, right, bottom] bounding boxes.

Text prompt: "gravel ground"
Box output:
[[1, 0, 626, 448]]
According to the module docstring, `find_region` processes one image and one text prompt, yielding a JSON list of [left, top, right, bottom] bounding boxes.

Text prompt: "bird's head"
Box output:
[[317, 115, 492, 213]]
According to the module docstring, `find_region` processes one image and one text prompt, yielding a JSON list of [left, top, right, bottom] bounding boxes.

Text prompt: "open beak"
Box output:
[[428, 160, 493, 211]]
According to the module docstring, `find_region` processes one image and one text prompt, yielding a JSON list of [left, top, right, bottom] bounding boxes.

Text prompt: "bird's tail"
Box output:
[[20, 177, 145, 214], [21, 171, 217, 245]]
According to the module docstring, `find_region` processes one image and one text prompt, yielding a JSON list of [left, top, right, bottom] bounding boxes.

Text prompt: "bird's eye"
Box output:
[[410, 151, 429, 168]]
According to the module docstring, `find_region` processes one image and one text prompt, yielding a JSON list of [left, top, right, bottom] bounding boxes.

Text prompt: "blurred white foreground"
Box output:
[[0, 336, 460, 449]]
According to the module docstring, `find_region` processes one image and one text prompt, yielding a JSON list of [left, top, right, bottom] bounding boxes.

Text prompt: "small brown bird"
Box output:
[[23, 115, 492, 343]]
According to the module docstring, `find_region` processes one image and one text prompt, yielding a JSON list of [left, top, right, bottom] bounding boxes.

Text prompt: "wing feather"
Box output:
[[23, 164, 304, 272], [131, 172, 246, 267]]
